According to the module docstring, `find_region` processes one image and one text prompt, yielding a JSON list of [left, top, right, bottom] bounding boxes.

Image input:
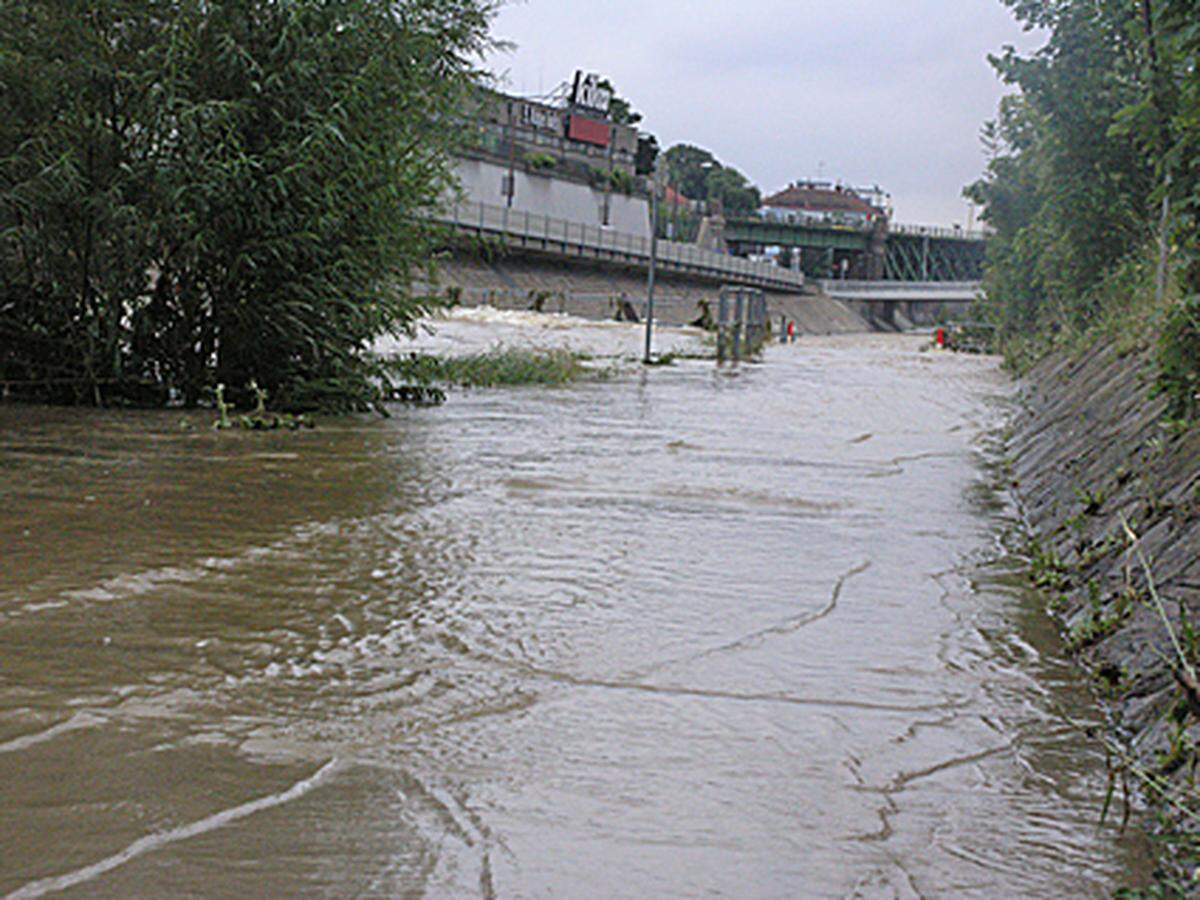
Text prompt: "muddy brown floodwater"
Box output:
[[0, 323, 1151, 897]]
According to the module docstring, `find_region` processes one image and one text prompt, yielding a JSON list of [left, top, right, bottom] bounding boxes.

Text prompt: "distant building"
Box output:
[[450, 74, 651, 237], [762, 182, 889, 228], [465, 84, 640, 180]]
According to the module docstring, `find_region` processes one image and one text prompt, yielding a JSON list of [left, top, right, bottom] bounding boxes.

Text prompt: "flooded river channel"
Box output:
[[1, 318, 1148, 896]]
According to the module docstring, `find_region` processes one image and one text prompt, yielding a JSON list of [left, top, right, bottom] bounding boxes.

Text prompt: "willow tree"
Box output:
[[0, 0, 496, 411]]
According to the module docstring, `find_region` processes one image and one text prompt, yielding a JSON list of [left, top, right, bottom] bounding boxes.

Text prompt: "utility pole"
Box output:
[[644, 169, 659, 364], [603, 124, 614, 226], [505, 101, 516, 209]]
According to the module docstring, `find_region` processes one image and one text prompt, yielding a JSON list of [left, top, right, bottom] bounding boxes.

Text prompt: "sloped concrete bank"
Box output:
[[1008, 341, 1200, 877]]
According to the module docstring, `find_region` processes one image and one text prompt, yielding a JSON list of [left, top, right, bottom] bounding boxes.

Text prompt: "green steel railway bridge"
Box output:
[[724, 217, 987, 282]]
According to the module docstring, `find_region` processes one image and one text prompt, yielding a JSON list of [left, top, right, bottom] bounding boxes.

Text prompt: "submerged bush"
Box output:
[[391, 347, 598, 389], [0, 0, 497, 412]]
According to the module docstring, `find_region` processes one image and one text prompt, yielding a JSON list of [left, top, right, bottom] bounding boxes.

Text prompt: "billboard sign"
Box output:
[[571, 72, 613, 117], [518, 102, 560, 133], [567, 114, 610, 147]]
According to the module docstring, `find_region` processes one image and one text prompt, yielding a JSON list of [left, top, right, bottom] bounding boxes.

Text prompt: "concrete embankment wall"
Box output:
[[433, 251, 873, 335], [453, 158, 651, 238], [1009, 341, 1200, 837]]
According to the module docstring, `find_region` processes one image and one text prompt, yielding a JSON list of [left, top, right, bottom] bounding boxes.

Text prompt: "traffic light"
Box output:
[[635, 134, 659, 176]]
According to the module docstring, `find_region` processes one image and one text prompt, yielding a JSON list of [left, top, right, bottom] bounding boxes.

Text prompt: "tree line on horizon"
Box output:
[[967, 0, 1200, 418]]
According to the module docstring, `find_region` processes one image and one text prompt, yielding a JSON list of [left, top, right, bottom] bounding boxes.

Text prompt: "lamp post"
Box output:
[[644, 167, 659, 364]]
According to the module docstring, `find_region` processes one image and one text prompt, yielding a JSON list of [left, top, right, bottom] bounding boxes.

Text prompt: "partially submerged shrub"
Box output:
[[389, 347, 600, 389]]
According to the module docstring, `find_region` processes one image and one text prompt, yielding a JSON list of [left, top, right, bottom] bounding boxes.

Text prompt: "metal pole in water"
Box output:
[[742, 292, 750, 356], [733, 291, 744, 363], [644, 172, 659, 364], [755, 296, 764, 352], [739, 290, 748, 357], [717, 292, 728, 363]]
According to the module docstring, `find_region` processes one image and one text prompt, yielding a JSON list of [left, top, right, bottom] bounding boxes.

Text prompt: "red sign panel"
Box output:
[[567, 114, 610, 147]]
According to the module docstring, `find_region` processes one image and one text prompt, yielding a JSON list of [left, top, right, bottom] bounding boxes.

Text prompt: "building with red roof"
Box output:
[[762, 182, 888, 228]]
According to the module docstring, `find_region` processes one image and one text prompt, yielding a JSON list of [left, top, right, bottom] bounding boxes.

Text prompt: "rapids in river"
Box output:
[[0, 314, 1149, 897]]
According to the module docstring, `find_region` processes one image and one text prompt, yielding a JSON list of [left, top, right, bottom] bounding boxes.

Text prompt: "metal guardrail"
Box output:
[[889, 223, 988, 241], [434, 199, 807, 292], [817, 279, 982, 302], [739, 215, 987, 243], [820, 279, 982, 293]]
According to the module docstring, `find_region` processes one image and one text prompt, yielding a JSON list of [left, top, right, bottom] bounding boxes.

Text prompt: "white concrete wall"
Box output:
[[453, 158, 650, 239]]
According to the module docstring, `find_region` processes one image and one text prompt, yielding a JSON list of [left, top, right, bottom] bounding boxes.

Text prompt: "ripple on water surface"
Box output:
[[0, 326, 1151, 896]]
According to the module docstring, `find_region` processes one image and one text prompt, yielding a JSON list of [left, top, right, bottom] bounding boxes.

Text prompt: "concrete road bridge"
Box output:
[[724, 217, 987, 282], [816, 279, 983, 328], [435, 199, 806, 293]]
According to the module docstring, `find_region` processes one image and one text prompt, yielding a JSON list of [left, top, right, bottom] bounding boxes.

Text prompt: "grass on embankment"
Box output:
[[995, 256, 1174, 374], [990, 249, 1200, 426], [389, 346, 610, 389]]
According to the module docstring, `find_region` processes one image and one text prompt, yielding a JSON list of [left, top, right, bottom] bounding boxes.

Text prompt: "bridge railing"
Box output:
[[731, 214, 987, 243], [818, 279, 982, 293], [887, 223, 987, 241], [816, 279, 983, 302], [433, 199, 806, 292]]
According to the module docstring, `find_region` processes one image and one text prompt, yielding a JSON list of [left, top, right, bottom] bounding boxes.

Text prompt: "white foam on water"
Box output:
[[373, 304, 706, 360]]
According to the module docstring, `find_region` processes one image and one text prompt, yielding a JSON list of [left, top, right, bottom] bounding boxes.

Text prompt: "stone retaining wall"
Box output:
[[1009, 341, 1200, 876]]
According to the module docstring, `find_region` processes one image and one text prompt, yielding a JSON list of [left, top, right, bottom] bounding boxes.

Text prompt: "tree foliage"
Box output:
[[704, 167, 761, 217], [969, 0, 1200, 416], [663, 143, 721, 201], [596, 78, 642, 126], [662, 143, 762, 216], [1156, 0, 1200, 416], [965, 1, 1157, 339], [1159, 0, 1200, 294], [0, 0, 496, 412]]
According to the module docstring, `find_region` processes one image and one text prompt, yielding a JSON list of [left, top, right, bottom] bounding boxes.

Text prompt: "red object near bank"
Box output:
[[567, 115, 610, 147]]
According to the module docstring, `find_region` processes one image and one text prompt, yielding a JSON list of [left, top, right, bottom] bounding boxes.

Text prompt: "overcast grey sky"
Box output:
[[486, 1, 1044, 227]]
